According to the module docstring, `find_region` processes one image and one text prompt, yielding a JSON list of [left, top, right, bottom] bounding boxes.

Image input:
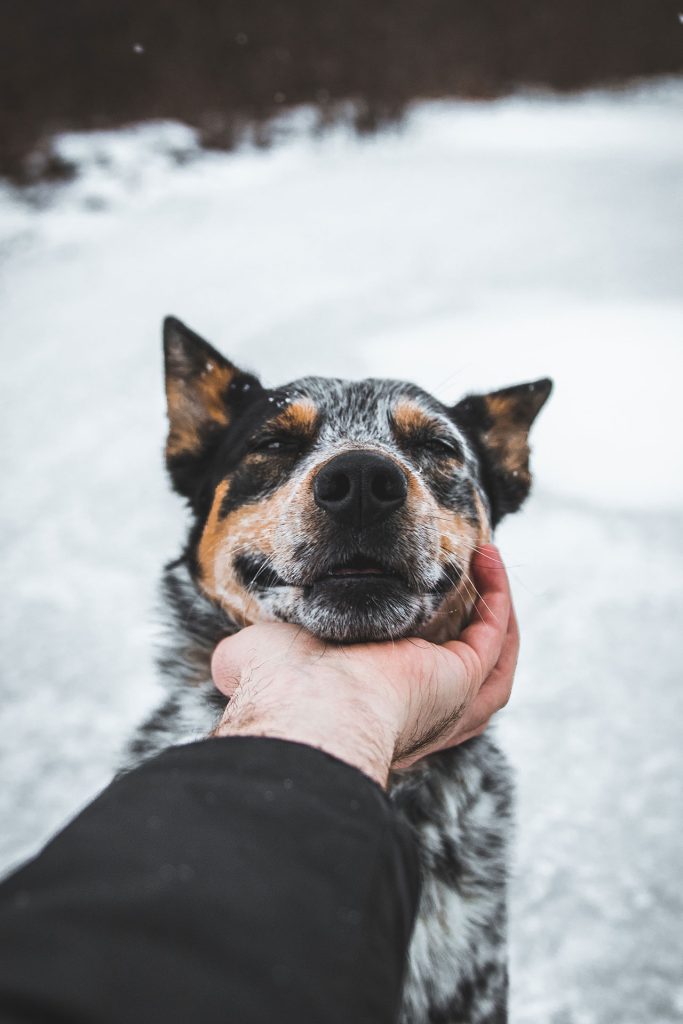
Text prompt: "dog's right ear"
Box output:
[[452, 378, 552, 527], [163, 316, 261, 501]]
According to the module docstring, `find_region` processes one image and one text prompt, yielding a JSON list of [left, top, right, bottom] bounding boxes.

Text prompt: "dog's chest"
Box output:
[[129, 575, 513, 1024], [390, 739, 512, 1024]]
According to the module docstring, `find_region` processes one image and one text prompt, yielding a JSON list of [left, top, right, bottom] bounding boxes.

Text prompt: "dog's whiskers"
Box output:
[[240, 556, 278, 626]]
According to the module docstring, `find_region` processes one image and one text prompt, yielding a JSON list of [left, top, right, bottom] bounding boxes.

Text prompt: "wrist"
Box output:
[[213, 669, 400, 789]]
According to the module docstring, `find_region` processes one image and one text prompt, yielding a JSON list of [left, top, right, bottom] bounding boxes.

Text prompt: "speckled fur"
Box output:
[[126, 319, 551, 1024], [129, 560, 512, 1024]]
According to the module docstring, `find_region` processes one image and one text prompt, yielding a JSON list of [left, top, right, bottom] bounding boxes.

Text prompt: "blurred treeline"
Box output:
[[2, 0, 681, 181]]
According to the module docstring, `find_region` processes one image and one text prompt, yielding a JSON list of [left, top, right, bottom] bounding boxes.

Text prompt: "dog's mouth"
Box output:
[[314, 554, 401, 583], [299, 549, 423, 642], [233, 545, 459, 643], [233, 550, 408, 593]]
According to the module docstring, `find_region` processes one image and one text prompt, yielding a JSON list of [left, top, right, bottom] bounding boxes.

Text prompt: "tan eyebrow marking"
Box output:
[[195, 468, 310, 633], [392, 398, 463, 464], [392, 398, 437, 436], [270, 398, 320, 437]]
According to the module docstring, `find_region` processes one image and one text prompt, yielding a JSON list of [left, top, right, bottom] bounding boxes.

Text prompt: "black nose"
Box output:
[[313, 451, 407, 529]]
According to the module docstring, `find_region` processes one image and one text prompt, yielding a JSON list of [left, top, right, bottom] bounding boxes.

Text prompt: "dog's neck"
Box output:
[[159, 556, 473, 690], [159, 558, 238, 689]]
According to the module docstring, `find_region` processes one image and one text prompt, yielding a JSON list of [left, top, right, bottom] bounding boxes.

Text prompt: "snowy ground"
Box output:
[[1, 80, 682, 1023]]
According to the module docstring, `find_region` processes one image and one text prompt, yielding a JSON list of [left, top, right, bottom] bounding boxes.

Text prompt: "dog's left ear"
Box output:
[[452, 378, 552, 526], [163, 316, 241, 459], [163, 316, 261, 502]]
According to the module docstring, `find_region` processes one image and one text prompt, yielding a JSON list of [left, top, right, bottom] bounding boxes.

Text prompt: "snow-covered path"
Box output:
[[1, 81, 682, 1023]]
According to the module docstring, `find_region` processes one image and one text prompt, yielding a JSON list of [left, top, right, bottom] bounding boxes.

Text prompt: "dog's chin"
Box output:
[[293, 576, 429, 643]]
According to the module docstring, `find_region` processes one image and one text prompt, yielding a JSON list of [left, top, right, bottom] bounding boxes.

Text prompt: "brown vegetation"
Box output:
[[1, 0, 681, 181]]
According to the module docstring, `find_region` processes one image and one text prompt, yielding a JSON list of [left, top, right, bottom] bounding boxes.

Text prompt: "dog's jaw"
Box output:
[[272, 577, 443, 644]]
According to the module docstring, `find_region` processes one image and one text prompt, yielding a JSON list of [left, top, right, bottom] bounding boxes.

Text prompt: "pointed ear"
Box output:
[[163, 316, 260, 499], [452, 378, 552, 526]]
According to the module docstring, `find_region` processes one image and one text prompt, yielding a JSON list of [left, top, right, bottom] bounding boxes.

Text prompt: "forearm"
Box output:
[[0, 738, 419, 1024]]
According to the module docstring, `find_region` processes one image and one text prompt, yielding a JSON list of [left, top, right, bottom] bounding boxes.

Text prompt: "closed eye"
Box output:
[[402, 431, 463, 460], [421, 435, 462, 457], [391, 413, 463, 461], [249, 433, 304, 455]]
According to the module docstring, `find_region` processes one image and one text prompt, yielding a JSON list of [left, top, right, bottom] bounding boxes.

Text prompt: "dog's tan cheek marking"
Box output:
[[406, 469, 434, 507], [401, 474, 470, 642], [430, 486, 494, 641], [166, 363, 235, 457], [417, 500, 484, 643], [196, 481, 246, 622], [472, 486, 492, 546], [197, 475, 303, 623], [405, 469, 480, 560], [400, 474, 444, 571], [195, 481, 249, 626], [437, 509, 481, 570]]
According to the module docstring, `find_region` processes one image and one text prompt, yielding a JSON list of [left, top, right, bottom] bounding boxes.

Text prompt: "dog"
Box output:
[[127, 316, 552, 1024]]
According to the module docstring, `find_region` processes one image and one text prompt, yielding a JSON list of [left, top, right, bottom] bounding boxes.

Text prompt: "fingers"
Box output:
[[441, 544, 512, 687], [445, 721, 488, 745], [459, 544, 512, 667], [460, 600, 519, 728], [423, 547, 519, 756]]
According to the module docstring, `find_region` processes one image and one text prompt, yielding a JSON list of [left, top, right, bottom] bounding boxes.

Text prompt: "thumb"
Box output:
[[211, 631, 250, 697], [211, 621, 308, 697]]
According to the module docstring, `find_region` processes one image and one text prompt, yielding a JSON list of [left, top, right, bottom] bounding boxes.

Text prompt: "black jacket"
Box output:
[[0, 738, 420, 1023]]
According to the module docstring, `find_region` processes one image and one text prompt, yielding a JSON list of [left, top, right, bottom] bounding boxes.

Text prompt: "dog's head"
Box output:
[[163, 317, 551, 643]]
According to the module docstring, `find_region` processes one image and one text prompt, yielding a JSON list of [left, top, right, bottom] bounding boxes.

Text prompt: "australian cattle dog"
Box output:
[[128, 316, 552, 1024]]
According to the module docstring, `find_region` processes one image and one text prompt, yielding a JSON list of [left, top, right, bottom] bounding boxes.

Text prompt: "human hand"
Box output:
[[211, 545, 519, 788]]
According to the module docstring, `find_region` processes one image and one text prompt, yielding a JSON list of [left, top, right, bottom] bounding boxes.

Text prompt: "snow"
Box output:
[[1, 79, 682, 1023]]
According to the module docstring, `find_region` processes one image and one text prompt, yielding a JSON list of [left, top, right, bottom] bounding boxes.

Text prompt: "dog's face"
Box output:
[[163, 317, 551, 643]]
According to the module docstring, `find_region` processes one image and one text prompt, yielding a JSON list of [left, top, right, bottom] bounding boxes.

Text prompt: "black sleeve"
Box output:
[[0, 737, 420, 1024]]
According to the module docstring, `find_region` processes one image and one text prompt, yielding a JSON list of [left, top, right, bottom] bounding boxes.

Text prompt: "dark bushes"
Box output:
[[1, 0, 680, 180]]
